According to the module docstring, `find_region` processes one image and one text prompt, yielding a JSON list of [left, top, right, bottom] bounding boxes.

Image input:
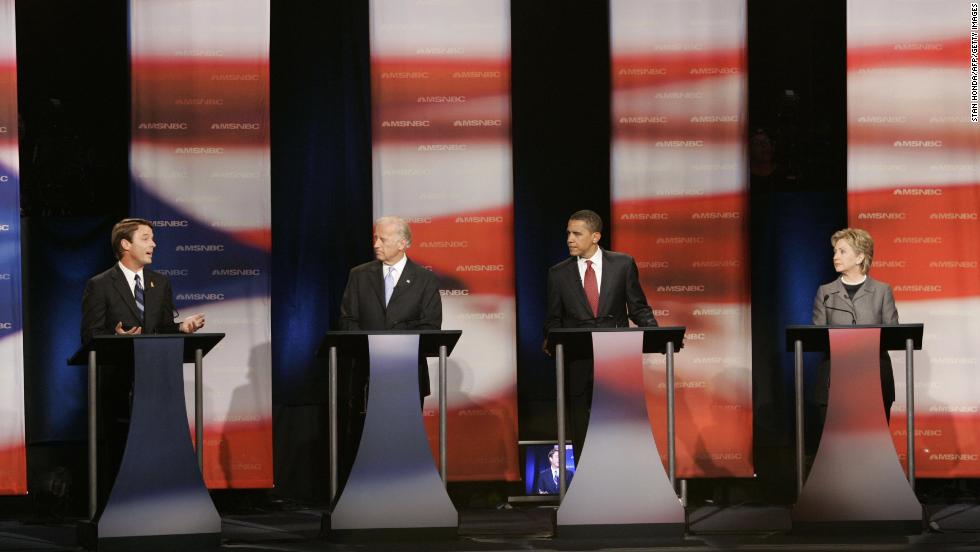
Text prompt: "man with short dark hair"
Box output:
[[536, 445, 574, 494], [81, 217, 205, 342], [544, 209, 658, 458], [79, 217, 205, 506]]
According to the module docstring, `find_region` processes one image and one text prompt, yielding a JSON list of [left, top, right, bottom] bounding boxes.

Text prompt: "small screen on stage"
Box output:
[[523, 443, 575, 495]]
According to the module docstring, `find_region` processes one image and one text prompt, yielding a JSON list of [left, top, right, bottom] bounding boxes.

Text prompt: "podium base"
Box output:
[[792, 519, 923, 536], [320, 513, 459, 544], [77, 521, 221, 551], [556, 522, 685, 539], [320, 513, 458, 542], [927, 503, 980, 531]]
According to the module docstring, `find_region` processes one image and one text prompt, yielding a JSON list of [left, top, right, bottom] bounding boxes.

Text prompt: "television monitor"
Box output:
[[523, 443, 575, 495]]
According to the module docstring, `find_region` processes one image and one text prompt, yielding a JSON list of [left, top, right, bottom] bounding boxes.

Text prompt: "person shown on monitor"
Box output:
[[811, 227, 899, 420], [536, 446, 574, 494]]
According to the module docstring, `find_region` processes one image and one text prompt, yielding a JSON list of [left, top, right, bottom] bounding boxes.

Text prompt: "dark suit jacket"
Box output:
[[338, 257, 442, 396], [81, 264, 180, 344], [338, 257, 442, 331], [544, 249, 657, 395], [811, 276, 899, 406], [544, 249, 657, 333], [536, 467, 574, 494]]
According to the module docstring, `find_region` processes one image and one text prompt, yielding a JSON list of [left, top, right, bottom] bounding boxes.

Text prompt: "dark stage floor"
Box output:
[[2, 503, 980, 552]]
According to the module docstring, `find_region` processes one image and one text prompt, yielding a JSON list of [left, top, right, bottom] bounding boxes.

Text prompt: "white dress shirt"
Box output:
[[576, 247, 603, 292], [118, 262, 145, 298], [383, 254, 408, 287]]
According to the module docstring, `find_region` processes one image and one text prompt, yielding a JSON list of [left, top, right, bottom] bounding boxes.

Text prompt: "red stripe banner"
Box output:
[[847, 0, 980, 477], [609, 0, 754, 478], [0, 0, 27, 496], [370, 0, 520, 481], [130, 0, 273, 488]]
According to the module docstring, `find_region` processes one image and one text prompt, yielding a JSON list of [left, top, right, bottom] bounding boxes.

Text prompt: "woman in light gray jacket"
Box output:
[[812, 227, 899, 419]]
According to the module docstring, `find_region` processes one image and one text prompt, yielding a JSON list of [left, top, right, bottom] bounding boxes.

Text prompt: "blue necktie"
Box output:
[[134, 274, 145, 322], [384, 267, 395, 306]]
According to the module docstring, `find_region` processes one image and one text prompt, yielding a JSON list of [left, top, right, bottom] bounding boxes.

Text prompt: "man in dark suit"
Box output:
[[544, 210, 657, 458], [336, 216, 442, 487], [536, 445, 574, 494], [338, 216, 442, 333], [79, 217, 205, 507], [338, 214, 441, 403], [81, 218, 205, 342]]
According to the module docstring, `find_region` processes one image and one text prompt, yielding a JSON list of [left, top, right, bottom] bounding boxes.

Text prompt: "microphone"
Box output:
[[823, 294, 856, 325]]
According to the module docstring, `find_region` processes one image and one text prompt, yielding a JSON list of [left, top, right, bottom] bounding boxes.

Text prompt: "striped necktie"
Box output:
[[134, 273, 145, 322]]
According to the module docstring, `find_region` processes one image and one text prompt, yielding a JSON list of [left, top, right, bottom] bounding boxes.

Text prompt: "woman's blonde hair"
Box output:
[[831, 227, 874, 274]]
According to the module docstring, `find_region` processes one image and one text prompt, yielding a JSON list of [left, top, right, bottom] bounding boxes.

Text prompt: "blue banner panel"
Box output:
[[129, 0, 272, 488], [0, 0, 27, 496]]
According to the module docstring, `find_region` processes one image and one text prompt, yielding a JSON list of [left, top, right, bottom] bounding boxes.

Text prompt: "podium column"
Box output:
[[328, 333, 456, 535], [556, 331, 684, 536], [793, 327, 921, 531], [88, 337, 220, 550]]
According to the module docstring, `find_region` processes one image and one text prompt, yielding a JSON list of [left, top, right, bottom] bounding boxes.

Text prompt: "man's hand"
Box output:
[[179, 313, 206, 334], [541, 338, 552, 357], [114, 321, 142, 335]]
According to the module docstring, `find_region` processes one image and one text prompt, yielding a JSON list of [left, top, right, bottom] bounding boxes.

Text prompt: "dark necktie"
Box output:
[[134, 273, 145, 322], [584, 260, 599, 317]]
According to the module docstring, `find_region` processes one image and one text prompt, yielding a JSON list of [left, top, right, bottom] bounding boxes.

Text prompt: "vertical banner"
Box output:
[[848, 1, 980, 477], [130, 0, 273, 488], [610, 0, 753, 477], [0, 0, 26, 495], [370, 0, 519, 481]]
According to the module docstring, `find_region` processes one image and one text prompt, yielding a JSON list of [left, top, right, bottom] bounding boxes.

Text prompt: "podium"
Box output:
[[67, 333, 224, 551], [786, 324, 923, 532], [546, 327, 686, 537], [318, 330, 461, 539]]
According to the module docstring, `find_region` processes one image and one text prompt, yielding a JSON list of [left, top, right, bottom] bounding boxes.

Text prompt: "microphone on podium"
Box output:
[[823, 294, 856, 325]]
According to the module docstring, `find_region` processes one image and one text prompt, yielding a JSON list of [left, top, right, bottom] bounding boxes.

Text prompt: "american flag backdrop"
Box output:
[[129, 0, 273, 488], [848, 0, 980, 477], [610, 0, 754, 478], [369, 0, 520, 481], [0, 0, 27, 496]]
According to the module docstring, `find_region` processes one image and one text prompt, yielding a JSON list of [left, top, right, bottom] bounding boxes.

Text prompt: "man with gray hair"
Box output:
[[339, 215, 441, 332], [336, 216, 442, 486]]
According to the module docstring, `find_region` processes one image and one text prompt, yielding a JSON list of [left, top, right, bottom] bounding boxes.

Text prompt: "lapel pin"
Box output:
[[405, 279, 411, 284], [150, 281, 155, 288]]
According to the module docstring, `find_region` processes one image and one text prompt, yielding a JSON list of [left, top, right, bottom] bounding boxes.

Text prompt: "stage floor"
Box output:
[[2, 504, 980, 552]]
